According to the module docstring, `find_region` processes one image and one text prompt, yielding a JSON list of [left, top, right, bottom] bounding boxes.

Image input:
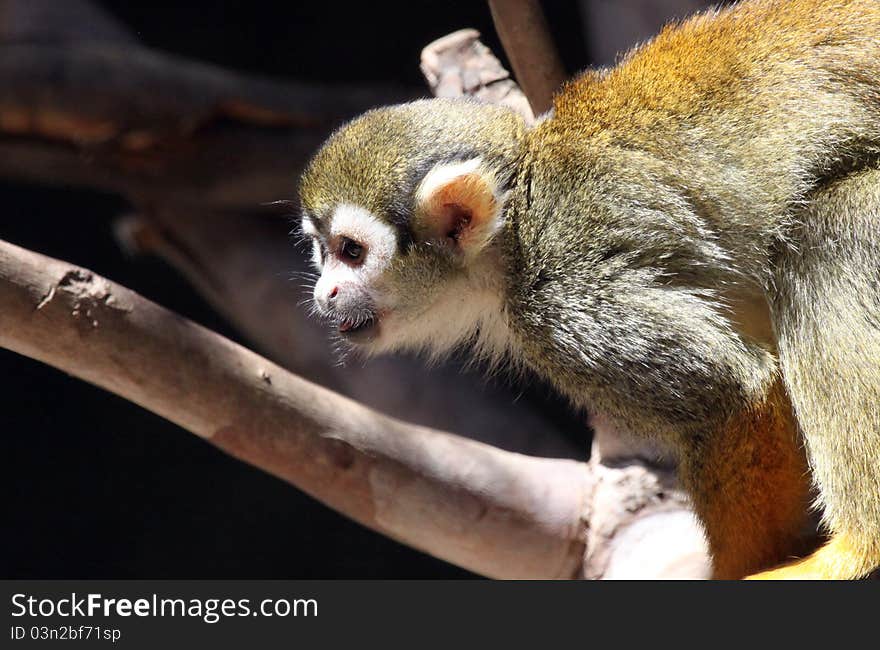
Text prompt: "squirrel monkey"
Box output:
[[298, 0, 880, 579]]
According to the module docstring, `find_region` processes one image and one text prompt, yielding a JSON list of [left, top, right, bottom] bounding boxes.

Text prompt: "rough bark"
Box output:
[[420, 28, 535, 123]]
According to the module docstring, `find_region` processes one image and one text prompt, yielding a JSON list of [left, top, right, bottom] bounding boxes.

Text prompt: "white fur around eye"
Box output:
[[301, 217, 323, 269], [329, 203, 397, 273], [301, 216, 318, 238], [310, 240, 323, 269]]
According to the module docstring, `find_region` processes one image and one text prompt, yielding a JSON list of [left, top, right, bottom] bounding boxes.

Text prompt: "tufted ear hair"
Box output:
[[414, 158, 505, 257]]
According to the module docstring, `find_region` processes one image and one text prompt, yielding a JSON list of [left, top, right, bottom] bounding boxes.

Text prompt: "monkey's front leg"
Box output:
[[681, 378, 812, 579]]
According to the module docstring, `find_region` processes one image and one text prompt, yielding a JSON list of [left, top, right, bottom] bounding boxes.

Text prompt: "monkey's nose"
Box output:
[[314, 284, 339, 313]]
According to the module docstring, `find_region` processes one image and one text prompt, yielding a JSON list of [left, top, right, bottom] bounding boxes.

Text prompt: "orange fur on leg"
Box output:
[[684, 380, 813, 579]]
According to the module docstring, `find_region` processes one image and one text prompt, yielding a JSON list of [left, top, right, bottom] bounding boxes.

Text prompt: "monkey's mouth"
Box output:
[[337, 313, 378, 341]]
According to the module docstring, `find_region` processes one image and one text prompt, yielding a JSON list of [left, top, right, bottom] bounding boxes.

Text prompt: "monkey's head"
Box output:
[[298, 98, 525, 358]]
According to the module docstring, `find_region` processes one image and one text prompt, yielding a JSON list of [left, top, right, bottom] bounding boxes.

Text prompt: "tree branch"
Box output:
[[0, 36, 415, 209], [420, 28, 535, 123], [487, 0, 567, 115], [0, 238, 591, 579]]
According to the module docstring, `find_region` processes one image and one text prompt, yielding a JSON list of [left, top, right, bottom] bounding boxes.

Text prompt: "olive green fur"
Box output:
[[299, 0, 880, 577]]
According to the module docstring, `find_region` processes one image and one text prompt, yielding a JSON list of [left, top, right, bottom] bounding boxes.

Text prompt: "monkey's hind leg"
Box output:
[[683, 378, 812, 580], [750, 168, 880, 580]]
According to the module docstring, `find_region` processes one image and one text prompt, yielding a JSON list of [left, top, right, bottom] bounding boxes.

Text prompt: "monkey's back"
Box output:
[[507, 0, 880, 432], [533, 0, 880, 275], [552, 0, 880, 145]]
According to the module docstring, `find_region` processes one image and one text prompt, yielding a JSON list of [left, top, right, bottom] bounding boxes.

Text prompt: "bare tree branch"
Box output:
[[0, 0, 131, 44], [0, 31, 415, 209], [0, 238, 590, 579], [421, 29, 535, 123], [487, 0, 567, 115]]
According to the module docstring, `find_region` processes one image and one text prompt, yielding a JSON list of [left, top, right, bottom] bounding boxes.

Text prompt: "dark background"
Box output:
[[1, 1, 707, 578]]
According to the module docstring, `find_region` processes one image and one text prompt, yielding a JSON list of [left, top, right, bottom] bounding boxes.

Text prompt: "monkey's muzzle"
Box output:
[[336, 312, 378, 342]]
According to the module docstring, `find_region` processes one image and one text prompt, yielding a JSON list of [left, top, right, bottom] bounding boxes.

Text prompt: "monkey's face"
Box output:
[[301, 203, 400, 348], [300, 158, 511, 358], [298, 99, 525, 358]]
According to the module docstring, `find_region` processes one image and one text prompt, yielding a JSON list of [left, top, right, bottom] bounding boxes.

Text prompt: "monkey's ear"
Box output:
[[414, 159, 504, 257]]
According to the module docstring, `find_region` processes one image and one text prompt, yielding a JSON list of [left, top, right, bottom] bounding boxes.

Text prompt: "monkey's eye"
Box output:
[[339, 237, 365, 264]]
